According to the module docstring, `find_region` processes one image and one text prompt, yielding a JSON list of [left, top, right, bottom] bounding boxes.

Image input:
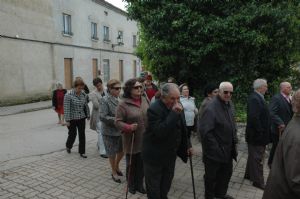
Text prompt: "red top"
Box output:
[[146, 88, 156, 101], [56, 90, 65, 107]]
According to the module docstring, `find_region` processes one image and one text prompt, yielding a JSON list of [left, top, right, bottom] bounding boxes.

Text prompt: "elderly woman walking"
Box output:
[[263, 89, 300, 199], [89, 77, 107, 158], [64, 78, 90, 158], [99, 79, 124, 183], [116, 78, 149, 195], [52, 82, 67, 125]]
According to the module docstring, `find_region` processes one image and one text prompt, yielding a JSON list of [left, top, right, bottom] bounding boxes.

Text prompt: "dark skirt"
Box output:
[[103, 135, 123, 157]]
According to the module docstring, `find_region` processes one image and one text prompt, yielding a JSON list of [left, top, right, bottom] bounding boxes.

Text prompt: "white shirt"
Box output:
[[180, 96, 198, 127]]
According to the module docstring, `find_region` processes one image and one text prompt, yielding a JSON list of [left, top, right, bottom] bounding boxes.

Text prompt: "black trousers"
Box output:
[[126, 153, 144, 190], [204, 157, 233, 199], [245, 144, 265, 185], [144, 157, 176, 199], [268, 133, 279, 166], [66, 119, 86, 154]]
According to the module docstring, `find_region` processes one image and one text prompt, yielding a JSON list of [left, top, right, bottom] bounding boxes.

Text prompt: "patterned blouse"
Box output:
[[64, 89, 90, 122]]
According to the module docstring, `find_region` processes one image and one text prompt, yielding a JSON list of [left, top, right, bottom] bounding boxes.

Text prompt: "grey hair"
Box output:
[[161, 83, 179, 97], [280, 82, 291, 90], [253, 79, 267, 90], [219, 82, 233, 91], [56, 82, 63, 89]]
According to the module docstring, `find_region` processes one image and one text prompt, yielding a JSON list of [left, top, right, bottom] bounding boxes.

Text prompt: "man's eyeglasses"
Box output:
[[223, 91, 233, 95], [133, 86, 143, 90], [112, 87, 121, 90]]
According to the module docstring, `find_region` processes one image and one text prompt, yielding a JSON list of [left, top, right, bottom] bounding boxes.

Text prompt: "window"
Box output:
[[118, 31, 124, 43], [62, 13, 72, 35], [91, 22, 98, 40], [103, 26, 110, 41], [133, 35, 137, 47], [103, 59, 110, 82], [119, 60, 124, 82]]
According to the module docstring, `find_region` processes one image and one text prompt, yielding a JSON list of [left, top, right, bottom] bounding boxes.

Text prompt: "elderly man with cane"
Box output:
[[142, 83, 194, 199], [199, 82, 237, 199]]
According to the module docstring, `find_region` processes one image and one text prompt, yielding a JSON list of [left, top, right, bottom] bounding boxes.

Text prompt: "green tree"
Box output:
[[126, 0, 300, 100]]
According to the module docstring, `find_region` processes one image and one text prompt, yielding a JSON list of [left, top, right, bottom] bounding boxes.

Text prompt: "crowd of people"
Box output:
[[50, 74, 300, 199]]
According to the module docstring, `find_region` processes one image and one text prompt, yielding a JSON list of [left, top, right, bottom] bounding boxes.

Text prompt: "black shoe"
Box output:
[[100, 154, 108, 158], [111, 174, 121, 183], [136, 187, 146, 194], [80, 154, 87, 158], [66, 148, 71, 154], [253, 182, 265, 190], [128, 187, 136, 194], [116, 170, 123, 176]]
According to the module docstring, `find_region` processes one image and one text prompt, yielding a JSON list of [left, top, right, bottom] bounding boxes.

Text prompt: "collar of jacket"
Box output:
[[107, 93, 119, 104], [123, 97, 143, 107]]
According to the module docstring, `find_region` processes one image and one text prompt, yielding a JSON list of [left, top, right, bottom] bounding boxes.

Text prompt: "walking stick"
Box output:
[[125, 132, 135, 199], [189, 155, 196, 199]]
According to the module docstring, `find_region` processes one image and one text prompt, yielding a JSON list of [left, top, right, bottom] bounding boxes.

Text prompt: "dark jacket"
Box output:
[[245, 92, 271, 146], [52, 89, 67, 108], [263, 115, 300, 199], [142, 99, 192, 165], [269, 93, 293, 136], [199, 96, 238, 163]]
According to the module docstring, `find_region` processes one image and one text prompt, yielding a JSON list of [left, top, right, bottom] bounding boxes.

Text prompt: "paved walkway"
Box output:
[[0, 101, 52, 116], [0, 125, 269, 199]]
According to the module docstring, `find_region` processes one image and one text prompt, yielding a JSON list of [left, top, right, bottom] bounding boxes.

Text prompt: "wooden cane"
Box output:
[[125, 132, 135, 199]]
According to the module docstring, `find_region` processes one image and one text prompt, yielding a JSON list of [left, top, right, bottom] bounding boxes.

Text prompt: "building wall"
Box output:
[[0, 0, 140, 105]]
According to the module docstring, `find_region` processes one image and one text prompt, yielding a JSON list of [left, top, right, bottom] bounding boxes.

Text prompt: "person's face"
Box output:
[[164, 89, 180, 108], [57, 85, 63, 90], [145, 80, 152, 86], [75, 84, 84, 93], [181, 86, 189, 97], [131, 82, 143, 97], [110, 83, 121, 97], [95, 82, 103, 92], [219, 86, 233, 102], [260, 84, 268, 95], [282, 83, 292, 95], [209, 89, 219, 97]]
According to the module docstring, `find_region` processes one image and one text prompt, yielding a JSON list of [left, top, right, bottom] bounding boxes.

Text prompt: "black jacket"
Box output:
[[142, 99, 191, 165], [245, 92, 271, 146], [52, 89, 67, 108], [199, 96, 238, 163], [269, 93, 293, 136]]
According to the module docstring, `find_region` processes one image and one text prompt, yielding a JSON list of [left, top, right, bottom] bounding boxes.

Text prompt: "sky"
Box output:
[[105, 0, 127, 11]]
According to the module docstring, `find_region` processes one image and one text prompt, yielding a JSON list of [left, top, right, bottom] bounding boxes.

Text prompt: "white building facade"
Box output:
[[0, 0, 141, 105]]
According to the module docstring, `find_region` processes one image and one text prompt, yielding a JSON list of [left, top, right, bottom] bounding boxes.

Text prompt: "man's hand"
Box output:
[[172, 102, 183, 114], [65, 122, 70, 127], [278, 124, 285, 131], [187, 148, 194, 157]]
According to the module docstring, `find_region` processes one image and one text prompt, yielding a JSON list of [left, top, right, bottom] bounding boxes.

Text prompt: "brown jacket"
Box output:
[[115, 96, 149, 154], [263, 115, 300, 199]]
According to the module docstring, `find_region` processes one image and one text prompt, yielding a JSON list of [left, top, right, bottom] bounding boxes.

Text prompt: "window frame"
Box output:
[[62, 13, 73, 36]]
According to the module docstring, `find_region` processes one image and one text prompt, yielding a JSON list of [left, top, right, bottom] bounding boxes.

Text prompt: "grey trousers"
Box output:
[[245, 144, 265, 185]]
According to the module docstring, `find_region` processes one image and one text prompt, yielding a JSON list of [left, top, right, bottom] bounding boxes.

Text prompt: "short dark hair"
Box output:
[[204, 83, 218, 97], [123, 78, 139, 98], [93, 77, 103, 86], [167, 77, 176, 83]]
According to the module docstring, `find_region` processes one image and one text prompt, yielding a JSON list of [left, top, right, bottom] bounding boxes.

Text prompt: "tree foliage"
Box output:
[[126, 0, 300, 100]]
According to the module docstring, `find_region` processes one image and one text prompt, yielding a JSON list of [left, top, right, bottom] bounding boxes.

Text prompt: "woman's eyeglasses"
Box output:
[[112, 87, 121, 90], [133, 86, 143, 90]]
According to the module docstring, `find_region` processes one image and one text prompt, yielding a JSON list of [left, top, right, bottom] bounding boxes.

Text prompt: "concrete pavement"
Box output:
[[0, 106, 269, 198]]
